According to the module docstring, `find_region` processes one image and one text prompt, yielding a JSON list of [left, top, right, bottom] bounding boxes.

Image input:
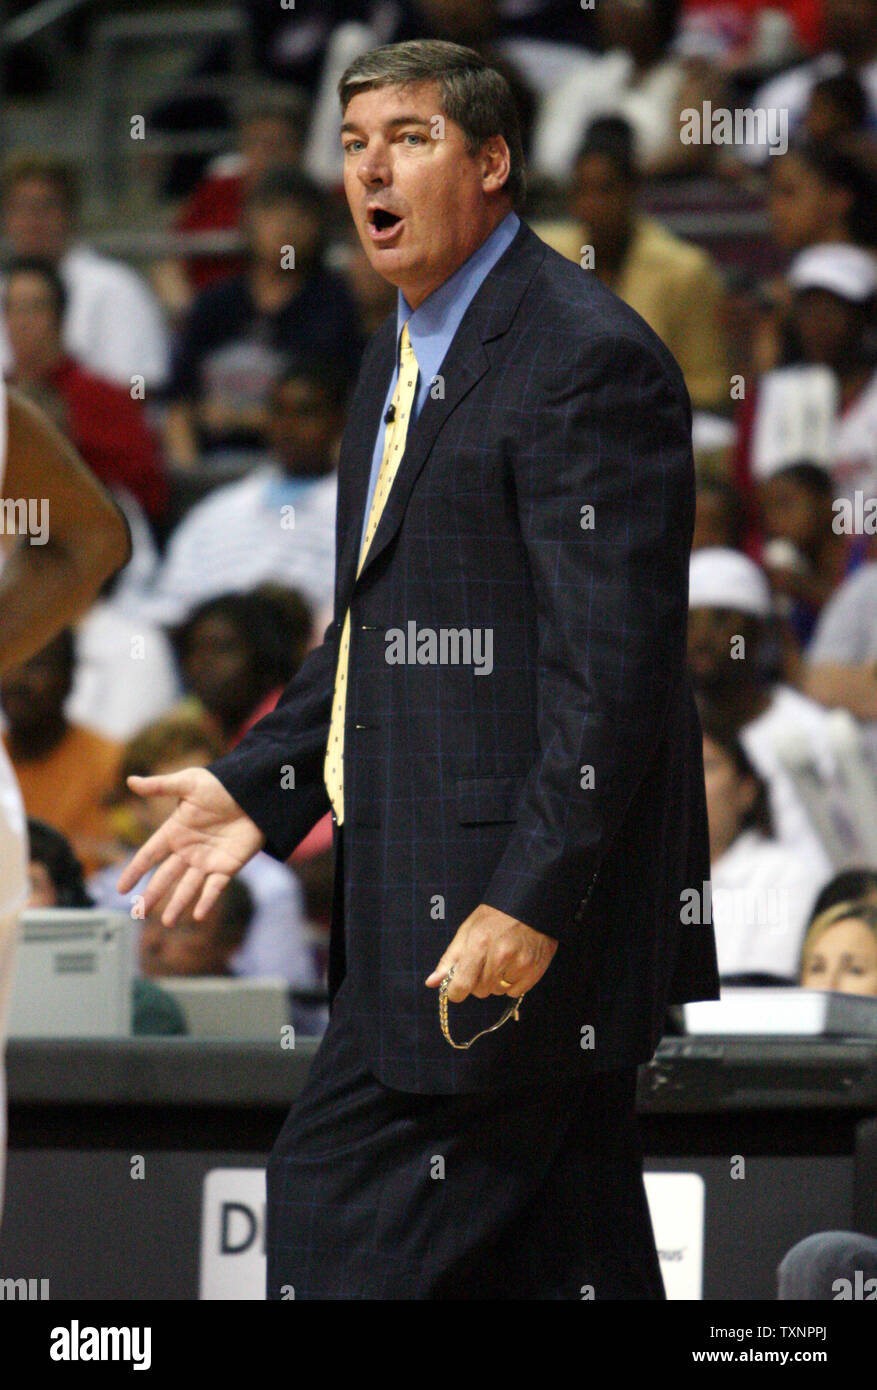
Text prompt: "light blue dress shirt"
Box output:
[[358, 210, 520, 554]]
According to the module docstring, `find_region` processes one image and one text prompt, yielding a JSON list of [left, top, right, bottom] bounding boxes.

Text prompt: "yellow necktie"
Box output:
[[324, 322, 419, 823]]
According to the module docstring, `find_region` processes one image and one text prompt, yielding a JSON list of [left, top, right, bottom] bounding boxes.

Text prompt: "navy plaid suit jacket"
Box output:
[[209, 218, 720, 1093]]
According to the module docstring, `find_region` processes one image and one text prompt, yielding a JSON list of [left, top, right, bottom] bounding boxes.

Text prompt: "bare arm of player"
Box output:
[[0, 386, 132, 675]]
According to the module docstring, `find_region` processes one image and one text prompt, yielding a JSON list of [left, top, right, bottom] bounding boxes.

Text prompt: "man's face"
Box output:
[[341, 81, 511, 309], [702, 734, 755, 859], [3, 177, 69, 260], [241, 115, 300, 183], [569, 154, 634, 245], [182, 614, 258, 725], [687, 607, 756, 691], [5, 272, 62, 368], [768, 153, 846, 254], [269, 377, 339, 475], [757, 474, 820, 550], [246, 198, 320, 267], [140, 892, 229, 977], [0, 640, 71, 734], [792, 288, 860, 368]]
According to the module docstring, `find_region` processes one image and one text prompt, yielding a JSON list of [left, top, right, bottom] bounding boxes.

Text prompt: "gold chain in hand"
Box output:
[[438, 963, 525, 1050]]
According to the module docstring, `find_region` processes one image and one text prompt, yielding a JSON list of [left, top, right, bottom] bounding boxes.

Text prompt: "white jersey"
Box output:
[[0, 378, 29, 918], [0, 377, 28, 1225]]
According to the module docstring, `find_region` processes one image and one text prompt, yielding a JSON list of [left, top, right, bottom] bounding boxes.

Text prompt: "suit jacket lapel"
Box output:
[[337, 219, 547, 610], [335, 314, 396, 612]]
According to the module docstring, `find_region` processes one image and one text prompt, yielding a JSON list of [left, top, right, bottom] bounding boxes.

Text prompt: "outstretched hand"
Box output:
[[116, 767, 265, 926]]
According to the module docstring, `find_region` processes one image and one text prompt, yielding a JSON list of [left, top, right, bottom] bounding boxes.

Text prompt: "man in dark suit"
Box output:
[[120, 38, 719, 1299]]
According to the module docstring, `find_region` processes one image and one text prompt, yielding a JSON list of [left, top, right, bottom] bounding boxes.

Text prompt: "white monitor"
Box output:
[[8, 908, 134, 1037], [155, 977, 290, 1041]]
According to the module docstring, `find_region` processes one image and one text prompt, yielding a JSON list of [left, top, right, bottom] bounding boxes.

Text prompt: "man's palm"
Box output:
[[116, 767, 266, 925]]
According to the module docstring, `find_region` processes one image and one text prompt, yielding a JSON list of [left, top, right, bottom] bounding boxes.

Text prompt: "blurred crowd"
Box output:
[[4, 0, 877, 1034]]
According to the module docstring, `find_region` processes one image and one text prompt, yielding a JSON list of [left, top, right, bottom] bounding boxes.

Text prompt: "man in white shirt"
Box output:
[[145, 358, 342, 631], [0, 382, 130, 1218], [688, 547, 838, 878], [0, 155, 170, 390]]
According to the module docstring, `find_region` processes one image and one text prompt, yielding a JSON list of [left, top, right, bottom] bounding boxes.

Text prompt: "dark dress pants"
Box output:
[[266, 931, 664, 1299]]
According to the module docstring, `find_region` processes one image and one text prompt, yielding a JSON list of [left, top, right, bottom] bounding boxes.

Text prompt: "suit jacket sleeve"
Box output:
[[481, 329, 694, 942], [205, 616, 337, 862]]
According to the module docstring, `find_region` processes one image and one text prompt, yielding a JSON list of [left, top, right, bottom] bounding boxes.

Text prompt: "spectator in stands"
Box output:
[[0, 155, 170, 390], [800, 899, 877, 995], [245, 0, 370, 91], [89, 709, 323, 995], [677, 0, 823, 77], [148, 357, 342, 628], [1, 630, 120, 875], [805, 534, 877, 758], [167, 589, 313, 748], [25, 817, 93, 910], [756, 460, 854, 646], [162, 168, 363, 472], [153, 90, 307, 316], [540, 117, 730, 412], [746, 0, 877, 165], [701, 705, 827, 982], [338, 225, 397, 338], [140, 877, 254, 979], [530, 0, 701, 181], [804, 71, 871, 144], [768, 138, 877, 256], [744, 244, 877, 508], [280, 1, 539, 194], [62, 561, 181, 745], [688, 546, 837, 877], [3, 257, 168, 522], [810, 866, 877, 917], [24, 816, 186, 1035], [790, 246, 877, 506], [694, 478, 747, 552]]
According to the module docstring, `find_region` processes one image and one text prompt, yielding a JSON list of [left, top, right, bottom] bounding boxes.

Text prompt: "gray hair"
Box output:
[[338, 39, 525, 208]]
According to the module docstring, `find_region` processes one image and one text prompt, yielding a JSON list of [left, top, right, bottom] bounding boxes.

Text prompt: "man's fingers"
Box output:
[[481, 949, 527, 996], [160, 864, 207, 927], [445, 955, 482, 1004], [126, 771, 188, 799], [116, 823, 176, 894], [129, 851, 185, 916], [192, 871, 231, 924], [424, 948, 457, 988]]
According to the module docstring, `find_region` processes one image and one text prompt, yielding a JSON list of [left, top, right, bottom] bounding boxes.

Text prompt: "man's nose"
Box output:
[[357, 147, 390, 187]]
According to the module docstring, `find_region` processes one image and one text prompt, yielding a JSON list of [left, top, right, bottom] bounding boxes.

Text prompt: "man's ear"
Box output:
[[481, 135, 511, 195]]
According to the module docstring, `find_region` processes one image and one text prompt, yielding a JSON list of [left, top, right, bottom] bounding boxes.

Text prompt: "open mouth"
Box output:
[[367, 207, 404, 241]]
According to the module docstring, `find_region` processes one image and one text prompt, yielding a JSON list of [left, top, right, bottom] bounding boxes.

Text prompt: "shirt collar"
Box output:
[[394, 210, 520, 365]]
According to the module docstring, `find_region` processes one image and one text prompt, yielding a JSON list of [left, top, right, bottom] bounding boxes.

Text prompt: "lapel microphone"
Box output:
[[384, 404, 396, 423]]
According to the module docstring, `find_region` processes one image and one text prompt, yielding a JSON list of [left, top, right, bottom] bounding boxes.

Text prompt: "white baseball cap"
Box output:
[[689, 547, 772, 617], [787, 243, 877, 303]]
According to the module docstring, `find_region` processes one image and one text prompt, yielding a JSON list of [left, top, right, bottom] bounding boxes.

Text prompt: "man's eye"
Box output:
[[343, 141, 363, 154], [403, 133, 426, 145]]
